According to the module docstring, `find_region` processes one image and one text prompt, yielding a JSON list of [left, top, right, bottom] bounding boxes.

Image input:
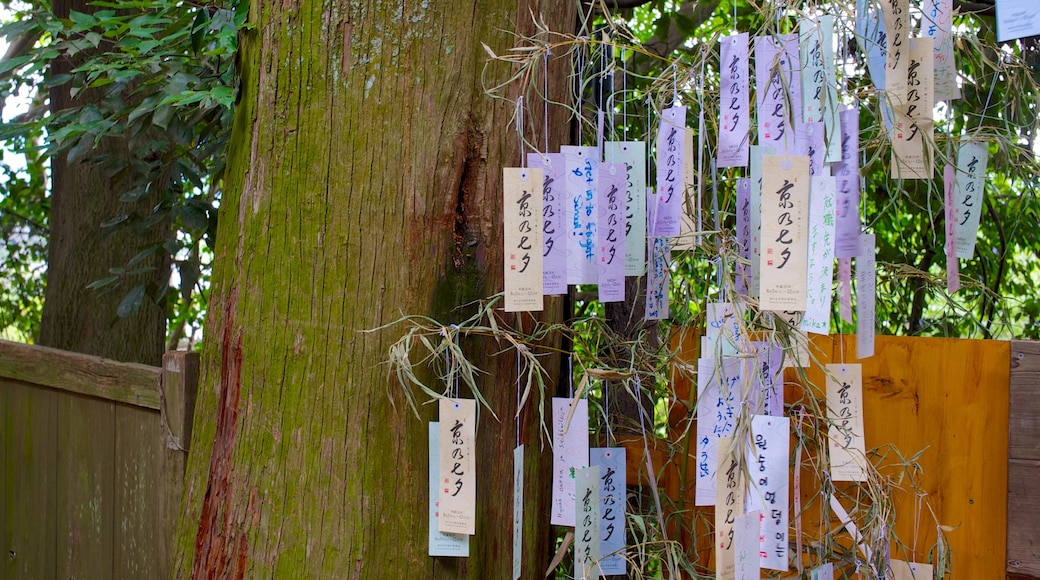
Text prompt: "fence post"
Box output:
[[159, 351, 200, 574]]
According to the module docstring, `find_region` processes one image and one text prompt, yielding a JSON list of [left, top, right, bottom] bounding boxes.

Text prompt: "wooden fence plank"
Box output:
[[1009, 340, 1040, 579], [0, 339, 160, 409], [114, 404, 165, 579], [56, 393, 115, 580], [1009, 341, 1040, 460], [1, 378, 57, 580]]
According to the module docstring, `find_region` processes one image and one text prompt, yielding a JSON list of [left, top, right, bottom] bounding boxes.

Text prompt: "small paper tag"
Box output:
[[734, 510, 761, 580], [438, 399, 477, 535], [839, 258, 852, 323], [880, 0, 909, 107], [749, 146, 776, 298], [760, 155, 810, 311], [736, 178, 752, 296], [598, 163, 627, 302], [504, 168, 544, 312], [673, 127, 697, 251], [826, 364, 868, 481], [428, 423, 470, 556], [645, 234, 670, 320], [755, 38, 794, 154], [925, 0, 960, 101], [819, 15, 842, 163], [591, 448, 626, 575], [706, 302, 744, 355], [856, 234, 876, 359], [890, 559, 935, 580], [528, 153, 567, 295], [604, 142, 647, 276], [796, 122, 826, 177], [799, 19, 826, 124], [815, 562, 835, 580], [890, 38, 934, 180], [551, 397, 589, 526], [953, 140, 988, 259], [944, 164, 960, 294], [719, 33, 751, 168], [575, 466, 601, 579], [652, 106, 688, 237], [715, 436, 745, 580], [856, 0, 888, 89], [696, 357, 744, 505], [563, 146, 599, 285], [779, 33, 804, 126], [747, 415, 790, 572], [750, 342, 785, 416], [513, 444, 523, 579], [801, 175, 837, 335], [834, 107, 861, 258]]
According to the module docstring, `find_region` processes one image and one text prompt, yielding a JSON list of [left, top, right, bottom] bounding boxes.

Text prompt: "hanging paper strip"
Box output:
[[734, 510, 762, 579], [715, 436, 744, 580], [839, 258, 852, 324], [890, 38, 934, 180], [890, 560, 935, 580], [880, 0, 909, 107], [759, 155, 810, 312], [652, 106, 687, 236], [696, 357, 744, 506], [796, 122, 826, 177], [512, 444, 523, 580], [834, 107, 861, 258], [799, 19, 825, 125], [755, 38, 794, 155], [528, 153, 566, 295], [575, 466, 601, 579], [563, 146, 599, 284], [598, 163, 627, 302], [826, 364, 868, 481], [736, 178, 752, 297], [996, 0, 1040, 42], [856, 0, 887, 90], [856, 234, 876, 359], [504, 168, 544, 311], [747, 415, 790, 572], [591, 448, 627, 575], [428, 423, 470, 556], [954, 140, 988, 259], [551, 397, 589, 526], [944, 164, 961, 293], [719, 33, 751, 168], [749, 146, 775, 298], [925, 0, 960, 101], [749, 342, 784, 416], [778, 33, 803, 127], [815, 562, 835, 580], [645, 232, 670, 320], [705, 302, 744, 357], [438, 398, 476, 535], [604, 142, 647, 275], [820, 15, 842, 163], [801, 175, 837, 335]]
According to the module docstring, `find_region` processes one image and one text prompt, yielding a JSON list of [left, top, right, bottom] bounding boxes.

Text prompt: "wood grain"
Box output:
[[1009, 340, 1040, 578]]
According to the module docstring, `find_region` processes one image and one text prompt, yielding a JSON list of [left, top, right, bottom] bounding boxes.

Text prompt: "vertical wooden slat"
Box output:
[[1, 379, 58, 580], [56, 393, 115, 580], [1008, 340, 1040, 578], [114, 404, 164, 579]]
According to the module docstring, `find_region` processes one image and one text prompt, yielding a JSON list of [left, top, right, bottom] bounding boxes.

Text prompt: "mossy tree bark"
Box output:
[[38, 0, 168, 365], [173, 1, 573, 577]]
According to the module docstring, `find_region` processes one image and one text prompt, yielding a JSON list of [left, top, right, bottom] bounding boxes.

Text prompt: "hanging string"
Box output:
[[622, 48, 628, 138], [544, 48, 551, 153]]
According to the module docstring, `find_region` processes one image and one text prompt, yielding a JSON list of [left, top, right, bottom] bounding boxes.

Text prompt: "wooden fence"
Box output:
[[0, 340, 198, 579]]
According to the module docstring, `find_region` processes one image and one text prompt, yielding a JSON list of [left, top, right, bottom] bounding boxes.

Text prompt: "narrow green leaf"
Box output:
[[116, 285, 146, 318]]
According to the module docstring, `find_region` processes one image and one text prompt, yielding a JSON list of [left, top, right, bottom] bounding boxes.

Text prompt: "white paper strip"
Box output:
[[528, 153, 567, 295], [755, 37, 795, 155], [890, 38, 934, 180], [551, 397, 589, 526], [779, 33, 803, 127], [954, 140, 988, 259], [598, 163, 627, 302], [826, 363, 868, 481], [513, 444, 523, 579], [438, 399, 476, 535], [760, 155, 810, 312], [890, 560, 935, 580], [575, 466, 601, 579], [800, 19, 825, 125], [653, 106, 687, 236], [880, 0, 910, 107], [750, 342, 784, 416], [604, 141, 647, 276], [591, 448, 627, 575], [801, 175, 837, 335], [996, 0, 1040, 42], [820, 15, 842, 163], [428, 423, 470, 556], [734, 510, 762, 580], [504, 168, 544, 311], [748, 415, 789, 571], [815, 562, 835, 580], [696, 357, 744, 506], [796, 121, 826, 177], [719, 33, 751, 168], [563, 145, 599, 284], [856, 234, 876, 359], [856, 0, 887, 90], [645, 233, 670, 320], [706, 302, 744, 356], [925, 0, 960, 102], [749, 146, 775, 298]]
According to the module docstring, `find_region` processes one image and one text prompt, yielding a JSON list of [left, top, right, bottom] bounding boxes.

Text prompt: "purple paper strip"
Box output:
[[755, 37, 794, 155], [796, 122, 827, 177], [736, 178, 751, 297], [718, 33, 751, 168], [529, 153, 566, 295], [598, 163, 627, 302], [653, 106, 687, 237], [944, 164, 960, 293], [833, 108, 861, 258]]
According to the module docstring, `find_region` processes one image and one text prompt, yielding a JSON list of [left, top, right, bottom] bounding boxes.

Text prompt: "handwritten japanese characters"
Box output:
[[760, 155, 810, 311], [438, 399, 476, 535], [890, 38, 934, 179], [604, 142, 647, 276], [953, 140, 988, 259], [880, 0, 909, 106], [925, 0, 960, 101], [715, 436, 745, 580], [504, 168, 544, 311], [598, 163, 627, 302], [826, 364, 868, 481], [856, 234, 877, 358], [428, 423, 470, 556], [513, 444, 523, 579], [653, 106, 687, 236], [801, 175, 837, 335], [591, 448, 627, 575], [834, 107, 861, 258], [528, 153, 566, 295], [645, 232, 670, 320], [563, 146, 599, 284], [755, 38, 794, 155], [575, 466, 601, 579], [719, 33, 750, 168], [551, 397, 589, 526], [696, 357, 744, 505]]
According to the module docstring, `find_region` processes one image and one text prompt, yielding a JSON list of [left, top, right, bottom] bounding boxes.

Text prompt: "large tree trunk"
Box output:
[[38, 0, 168, 365], [173, 1, 573, 577]]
